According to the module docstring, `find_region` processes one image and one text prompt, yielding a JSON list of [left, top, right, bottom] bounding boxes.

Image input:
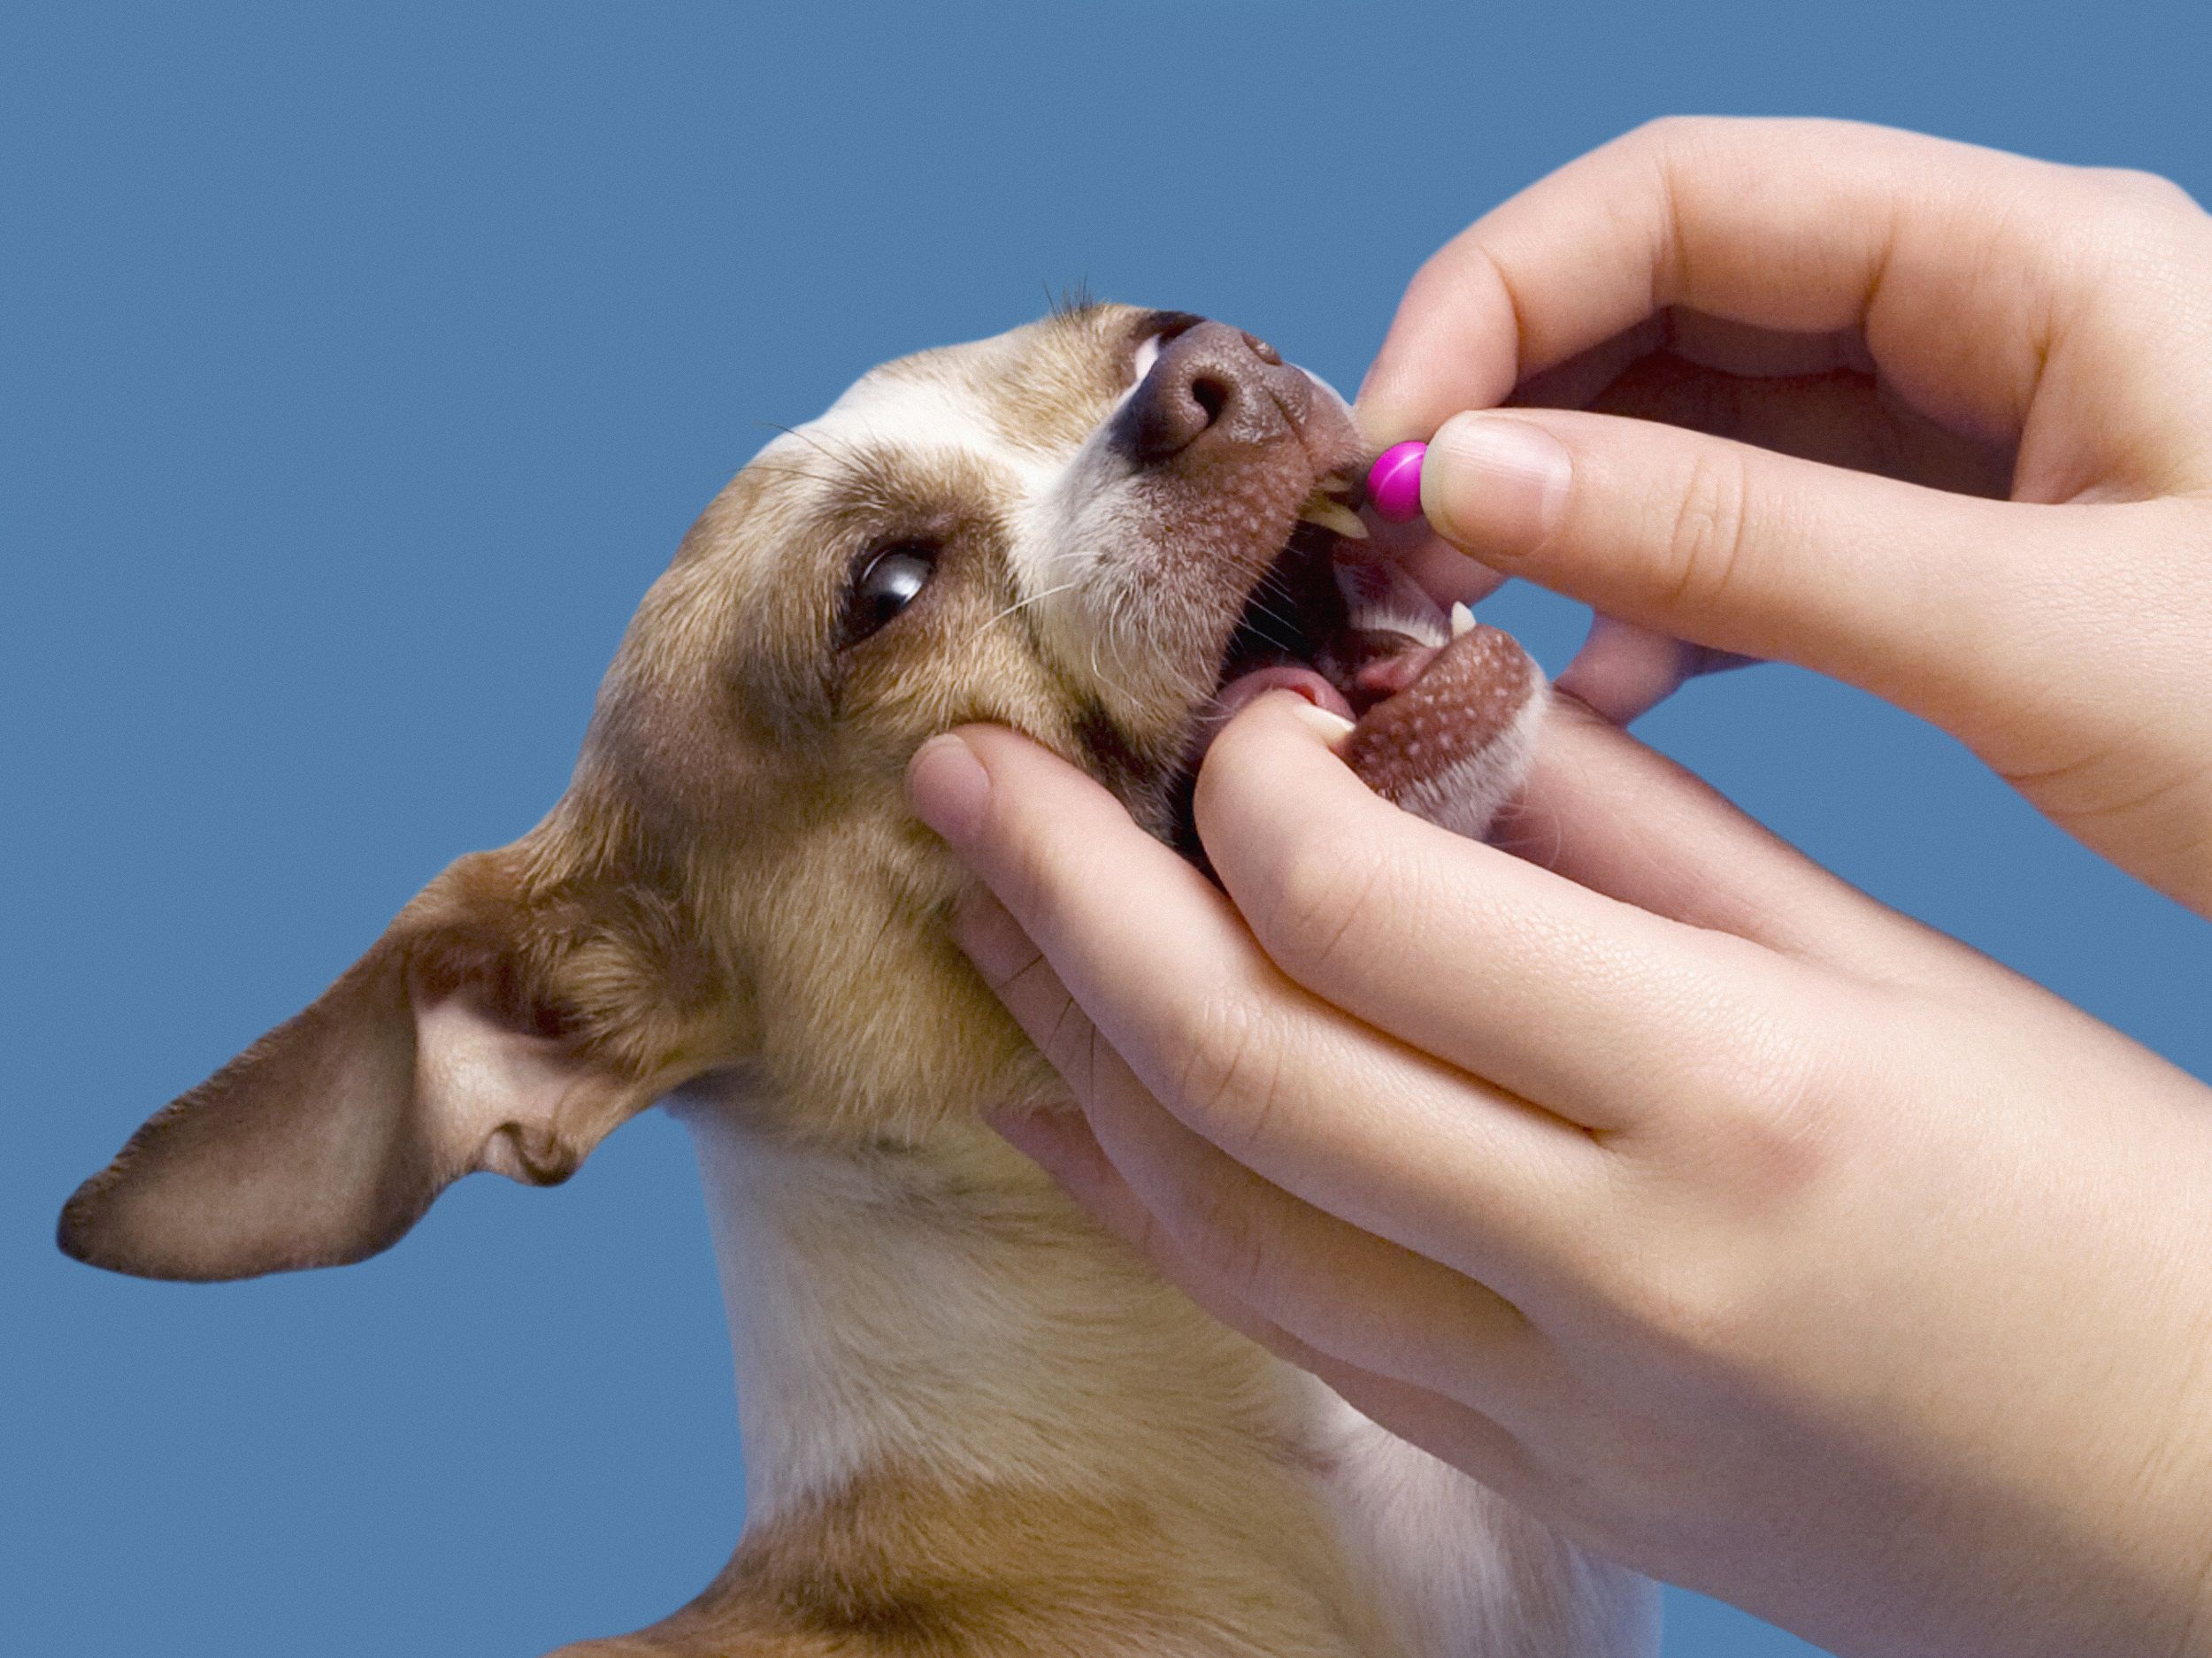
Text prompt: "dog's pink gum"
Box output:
[[1367, 441, 1427, 523]]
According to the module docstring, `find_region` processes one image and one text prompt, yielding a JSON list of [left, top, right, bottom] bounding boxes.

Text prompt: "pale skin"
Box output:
[[906, 118, 2212, 1658]]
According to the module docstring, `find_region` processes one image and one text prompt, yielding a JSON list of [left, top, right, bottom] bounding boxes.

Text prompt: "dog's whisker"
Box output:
[[752, 420, 849, 464], [984, 580, 1084, 629]]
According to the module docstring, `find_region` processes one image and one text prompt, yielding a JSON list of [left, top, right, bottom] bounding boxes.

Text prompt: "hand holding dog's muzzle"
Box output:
[[932, 110, 2212, 1658], [909, 105, 2212, 1650], [909, 686, 2212, 1658]]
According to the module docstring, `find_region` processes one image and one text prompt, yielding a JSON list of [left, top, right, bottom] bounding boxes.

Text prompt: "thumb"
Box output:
[[1418, 407, 2062, 723]]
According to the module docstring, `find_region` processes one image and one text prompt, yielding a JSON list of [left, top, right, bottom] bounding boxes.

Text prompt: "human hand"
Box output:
[[1358, 118, 2212, 915], [906, 699, 2212, 1658]]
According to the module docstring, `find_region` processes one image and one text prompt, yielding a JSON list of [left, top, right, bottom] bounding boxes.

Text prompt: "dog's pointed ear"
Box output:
[[58, 840, 729, 1282]]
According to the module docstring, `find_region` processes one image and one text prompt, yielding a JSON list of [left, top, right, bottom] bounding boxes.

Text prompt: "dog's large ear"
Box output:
[[58, 838, 730, 1282]]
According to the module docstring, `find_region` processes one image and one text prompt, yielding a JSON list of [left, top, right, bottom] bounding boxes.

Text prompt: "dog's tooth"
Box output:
[[1316, 472, 1354, 498], [1298, 497, 1370, 540], [1450, 601, 1476, 638]]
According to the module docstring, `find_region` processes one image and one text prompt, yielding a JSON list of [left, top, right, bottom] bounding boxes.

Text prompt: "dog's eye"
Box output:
[[844, 542, 938, 642], [1130, 331, 1164, 388]]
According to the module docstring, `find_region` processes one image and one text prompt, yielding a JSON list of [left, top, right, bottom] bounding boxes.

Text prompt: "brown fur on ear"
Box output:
[[58, 840, 734, 1283]]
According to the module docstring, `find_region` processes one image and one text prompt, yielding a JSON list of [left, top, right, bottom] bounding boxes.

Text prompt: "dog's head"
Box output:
[[61, 303, 1533, 1282]]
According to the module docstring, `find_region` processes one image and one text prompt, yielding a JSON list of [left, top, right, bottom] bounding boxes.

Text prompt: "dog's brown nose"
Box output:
[[1115, 320, 1309, 464]]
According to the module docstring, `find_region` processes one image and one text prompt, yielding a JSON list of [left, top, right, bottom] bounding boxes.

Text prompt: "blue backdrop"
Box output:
[[7, 4, 2207, 1654]]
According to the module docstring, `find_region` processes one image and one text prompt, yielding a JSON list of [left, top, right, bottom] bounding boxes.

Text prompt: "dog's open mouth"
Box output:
[[1210, 478, 1466, 722], [1166, 473, 1512, 862]]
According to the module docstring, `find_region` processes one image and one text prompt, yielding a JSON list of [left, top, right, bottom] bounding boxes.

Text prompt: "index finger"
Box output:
[[1357, 117, 2103, 450], [1190, 695, 1826, 1132]]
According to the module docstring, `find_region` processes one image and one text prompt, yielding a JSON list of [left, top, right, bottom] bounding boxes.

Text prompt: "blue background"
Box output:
[[7, 4, 2207, 1654]]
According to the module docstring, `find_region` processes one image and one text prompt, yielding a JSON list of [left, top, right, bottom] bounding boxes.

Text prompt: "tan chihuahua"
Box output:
[[61, 305, 1655, 1656]]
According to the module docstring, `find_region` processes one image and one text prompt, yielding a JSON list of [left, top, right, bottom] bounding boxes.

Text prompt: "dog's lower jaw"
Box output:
[[557, 1094, 1657, 1658]]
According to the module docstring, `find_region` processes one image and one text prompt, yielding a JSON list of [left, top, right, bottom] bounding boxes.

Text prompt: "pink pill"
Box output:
[[1367, 441, 1427, 523]]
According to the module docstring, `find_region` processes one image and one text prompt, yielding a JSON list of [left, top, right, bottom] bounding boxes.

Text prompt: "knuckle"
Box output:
[[1403, 240, 1471, 312], [2085, 164, 2200, 218], [1702, 1030, 1833, 1203], [1618, 113, 1771, 178], [1178, 1171, 1281, 1311], [1168, 990, 1294, 1163], [1624, 113, 1723, 154], [1656, 448, 1755, 615], [1593, 1026, 1837, 1364], [1037, 994, 1099, 1094], [1248, 831, 1390, 989], [1655, 982, 1838, 1205], [1601, 1244, 1756, 1369]]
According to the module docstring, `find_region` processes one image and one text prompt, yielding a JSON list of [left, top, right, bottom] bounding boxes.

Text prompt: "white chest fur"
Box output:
[[680, 1103, 1656, 1656]]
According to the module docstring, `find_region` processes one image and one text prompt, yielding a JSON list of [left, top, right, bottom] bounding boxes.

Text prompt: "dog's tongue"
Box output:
[[1203, 627, 1446, 727], [1207, 664, 1356, 725]]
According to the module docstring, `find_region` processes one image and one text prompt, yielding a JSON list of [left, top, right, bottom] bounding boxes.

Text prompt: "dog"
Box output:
[[60, 303, 1656, 1655]]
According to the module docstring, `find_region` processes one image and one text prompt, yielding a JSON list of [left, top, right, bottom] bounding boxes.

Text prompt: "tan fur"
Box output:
[[61, 303, 1655, 1654], [564, 1109, 1403, 1658], [549, 1477, 1384, 1658]]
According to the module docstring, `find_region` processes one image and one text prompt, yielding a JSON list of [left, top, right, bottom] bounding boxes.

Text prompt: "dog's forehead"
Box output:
[[772, 307, 1139, 486]]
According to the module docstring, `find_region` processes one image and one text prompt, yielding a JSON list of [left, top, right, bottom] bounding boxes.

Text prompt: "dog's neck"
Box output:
[[679, 1093, 1338, 1524], [671, 1090, 1655, 1658]]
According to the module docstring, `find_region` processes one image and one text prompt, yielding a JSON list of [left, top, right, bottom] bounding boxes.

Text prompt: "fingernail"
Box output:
[[907, 733, 990, 846], [1280, 695, 1356, 747], [1425, 413, 1570, 557]]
